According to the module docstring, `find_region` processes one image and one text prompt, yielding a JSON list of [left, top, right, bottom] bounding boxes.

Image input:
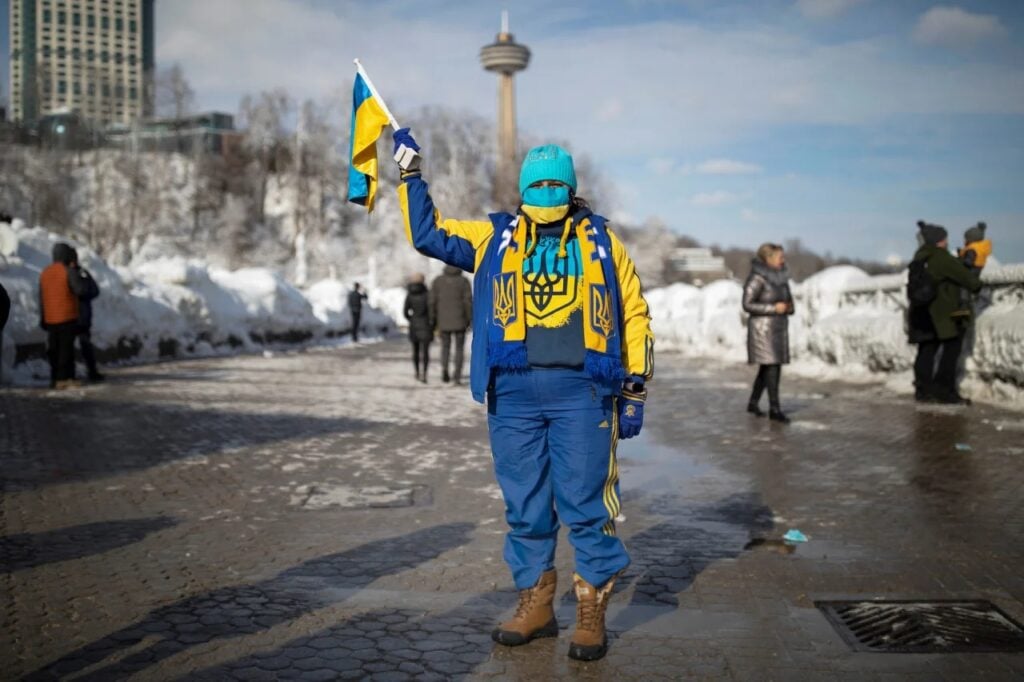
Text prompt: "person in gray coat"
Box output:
[[429, 265, 473, 384], [742, 243, 794, 422]]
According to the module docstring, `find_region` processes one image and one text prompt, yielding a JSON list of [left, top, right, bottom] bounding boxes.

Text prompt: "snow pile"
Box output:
[[647, 263, 1024, 408], [0, 221, 396, 384], [305, 278, 392, 335]]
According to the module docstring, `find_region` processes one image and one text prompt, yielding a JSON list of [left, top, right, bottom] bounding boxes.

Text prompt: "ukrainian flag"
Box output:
[[347, 73, 391, 212]]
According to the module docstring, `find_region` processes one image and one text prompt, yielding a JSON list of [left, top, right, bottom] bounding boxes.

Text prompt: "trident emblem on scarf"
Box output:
[[590, 284, 615, 338], [493, 273, 518, 329]]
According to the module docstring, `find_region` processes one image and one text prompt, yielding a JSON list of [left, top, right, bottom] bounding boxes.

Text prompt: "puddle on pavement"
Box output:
[[617, 433, 747, 497]]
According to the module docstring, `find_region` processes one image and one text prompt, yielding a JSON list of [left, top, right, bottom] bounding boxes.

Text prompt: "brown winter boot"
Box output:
[[568, 572, 617, 661], [491, 569, 558, 646]]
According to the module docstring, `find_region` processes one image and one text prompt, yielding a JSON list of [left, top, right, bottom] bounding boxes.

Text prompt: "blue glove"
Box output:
[[618, 384, 646, 439], [392, 128, 421, 173]]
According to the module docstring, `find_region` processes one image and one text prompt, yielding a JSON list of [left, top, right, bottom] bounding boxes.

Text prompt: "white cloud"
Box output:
[[912, 6, 1007, 49], [795, 0, 867, 20], [696, 159, 762, 175], [740, 208, 759, 221], [691, 191, 738, 207], [647, 157, 677, 176]]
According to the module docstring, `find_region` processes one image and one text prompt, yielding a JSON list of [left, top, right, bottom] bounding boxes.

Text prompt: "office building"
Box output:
[[9, 0, 155, 126]]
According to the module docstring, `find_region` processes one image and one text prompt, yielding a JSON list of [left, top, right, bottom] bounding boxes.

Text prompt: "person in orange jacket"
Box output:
[[39, 243, 88, 388]]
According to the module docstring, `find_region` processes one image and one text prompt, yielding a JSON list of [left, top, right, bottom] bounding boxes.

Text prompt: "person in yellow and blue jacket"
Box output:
[[392, 129, 654, 662]]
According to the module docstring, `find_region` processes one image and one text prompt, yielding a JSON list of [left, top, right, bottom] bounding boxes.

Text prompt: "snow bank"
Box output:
[[0, 221, 396, 384], [648, 263, 1024, 409]]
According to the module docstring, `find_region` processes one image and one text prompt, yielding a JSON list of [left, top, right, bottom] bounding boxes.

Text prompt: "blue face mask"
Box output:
[[521, 184, 571, 208]]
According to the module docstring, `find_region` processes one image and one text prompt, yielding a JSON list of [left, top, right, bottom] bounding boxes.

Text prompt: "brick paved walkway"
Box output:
[[2, 340, 1023, 680]]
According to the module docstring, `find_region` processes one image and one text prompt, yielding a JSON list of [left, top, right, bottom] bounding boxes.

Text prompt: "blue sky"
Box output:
[[4, 0, 1023, 262]]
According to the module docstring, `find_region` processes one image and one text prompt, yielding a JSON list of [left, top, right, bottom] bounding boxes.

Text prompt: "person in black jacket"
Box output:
[[404, 273, 434, 383], [347, 282, 368, 342], [0, 282, 10, 382], [70, 248, 104, 381]]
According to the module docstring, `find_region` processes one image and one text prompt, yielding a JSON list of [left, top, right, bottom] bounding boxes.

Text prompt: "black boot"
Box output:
[[442, 370, 450, 383], [747, 401, 765, 417], [769, 406, 790, 423]]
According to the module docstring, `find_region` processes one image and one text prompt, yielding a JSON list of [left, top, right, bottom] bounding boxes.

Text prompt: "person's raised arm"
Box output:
[[393, 129, 493, 272]]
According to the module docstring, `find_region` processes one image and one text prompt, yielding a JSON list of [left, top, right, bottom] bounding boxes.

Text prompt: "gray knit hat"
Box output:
[[964, 221, 987, 244], [917, 220, 947, 246]]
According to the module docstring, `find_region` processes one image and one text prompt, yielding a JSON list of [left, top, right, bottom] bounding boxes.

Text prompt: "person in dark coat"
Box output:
[[0, 282, 10, 382], [742, 243, 794, 423], [404, 273, 434, 383], [429, 265, 473, 384], [39, 242, 88, 388], [347, 282, 368, 342], [909, 222, 982, 404], [69, 248, 104, 381]]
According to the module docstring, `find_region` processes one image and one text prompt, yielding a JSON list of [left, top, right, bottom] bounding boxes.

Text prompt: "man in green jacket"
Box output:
[[910, 222, 982, 404]]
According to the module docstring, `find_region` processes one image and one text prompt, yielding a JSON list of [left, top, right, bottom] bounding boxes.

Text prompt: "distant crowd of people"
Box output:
[[737, 220, 993, 420], [400, 265, 473, 384]]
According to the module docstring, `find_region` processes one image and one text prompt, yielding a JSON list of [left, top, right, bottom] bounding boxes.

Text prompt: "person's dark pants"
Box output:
[[914, 334, 964, 398], [47, 321, 78, 385], [439, 330, 466, 382], [412, 339, 431, 380], [749, 364, 782, 409], [351, 311, 361, 342], [78, 329, 100, 378]]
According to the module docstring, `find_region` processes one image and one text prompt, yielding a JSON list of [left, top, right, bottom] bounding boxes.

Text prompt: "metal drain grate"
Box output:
[[816, 600, 1024, 653]]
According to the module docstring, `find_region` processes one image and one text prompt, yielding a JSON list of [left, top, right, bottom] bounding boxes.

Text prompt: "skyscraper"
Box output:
[[9, 0, 155, 126]]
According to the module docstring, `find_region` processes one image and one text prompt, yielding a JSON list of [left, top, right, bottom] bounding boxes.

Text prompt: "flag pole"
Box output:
[[353, 58, 401, 130]]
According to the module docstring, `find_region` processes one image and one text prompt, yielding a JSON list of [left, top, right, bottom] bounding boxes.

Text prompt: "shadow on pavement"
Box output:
[[0, 394, 378, 491], [0, 516, 178, 573], [26, 523, 475, 681], [605, 492, 775, 634], [189, 596, 505, 680]]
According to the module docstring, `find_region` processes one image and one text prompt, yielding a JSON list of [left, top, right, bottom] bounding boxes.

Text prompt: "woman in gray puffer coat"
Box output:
[[742, 243, 794, 422]]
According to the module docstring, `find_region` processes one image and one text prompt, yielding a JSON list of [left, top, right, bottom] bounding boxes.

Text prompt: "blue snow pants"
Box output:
[[487, 367, 630, 590]]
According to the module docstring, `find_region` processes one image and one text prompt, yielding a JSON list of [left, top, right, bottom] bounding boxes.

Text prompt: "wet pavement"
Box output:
[[2, 339, 1023, 680]]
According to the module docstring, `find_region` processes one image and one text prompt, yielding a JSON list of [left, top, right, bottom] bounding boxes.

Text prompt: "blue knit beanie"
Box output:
[[519, 145, 577, 195]]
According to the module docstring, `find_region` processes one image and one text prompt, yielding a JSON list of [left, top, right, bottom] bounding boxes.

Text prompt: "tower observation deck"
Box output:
[[479, 11, 531, 205]]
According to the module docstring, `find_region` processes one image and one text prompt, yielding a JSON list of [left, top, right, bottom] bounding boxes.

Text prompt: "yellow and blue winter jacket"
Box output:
[[398, 175, 654, 403]]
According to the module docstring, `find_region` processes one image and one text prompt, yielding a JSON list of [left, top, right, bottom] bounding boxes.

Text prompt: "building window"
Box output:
[[102, 16, 109, 29], [43, 46, 51, 57], [129, 54, 136, 66], [58, 80, 67, 94], [73, 12, 81, 26], [115, 53, 123, 64], [115, 85, 124, 97], [74, 82, 82, 95], [72, 47, 80, 59], [88, 83, 96, 95], [58, 46, 66, 58], [87, 48, 94, 60], [44, 9, 52, 22], [88, 14, 95, 28], [101, 51, 109, 63], [116, 18, 123, 31], [130, 87, 137, 100], [59, 11, 66, 24], [103, 84, 111, 96], [130, 19, 137, 33]]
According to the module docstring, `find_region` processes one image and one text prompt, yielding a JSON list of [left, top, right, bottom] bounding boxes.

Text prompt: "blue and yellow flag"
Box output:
[[347, 73, 391, 212]]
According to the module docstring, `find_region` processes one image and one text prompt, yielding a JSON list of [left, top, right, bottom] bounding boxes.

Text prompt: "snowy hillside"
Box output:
[[0, 220, 394, 385]]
